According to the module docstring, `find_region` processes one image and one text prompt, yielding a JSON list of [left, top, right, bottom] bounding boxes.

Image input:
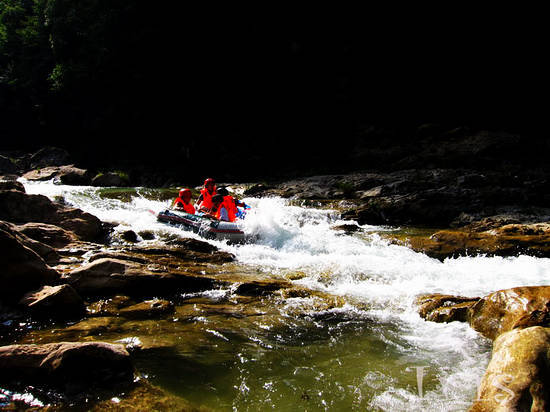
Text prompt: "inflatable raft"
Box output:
[[156, 209, 246, 243]]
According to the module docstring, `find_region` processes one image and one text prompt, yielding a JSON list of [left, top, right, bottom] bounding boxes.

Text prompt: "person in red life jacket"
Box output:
[[205, 194, 231, 221], [215, 187, 239, 222], [216, 187, 249, 221], [195, 178, 217, 213], [173, 188, 196, 214]]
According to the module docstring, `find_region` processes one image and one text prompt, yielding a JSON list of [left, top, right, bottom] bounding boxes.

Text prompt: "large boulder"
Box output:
[[66, 258, 216, 297], [19, 284, 85, 319], [410, 224, 550, 260], [15, 222, 77, 248], [416, 293, 479, 323], [0, 221, 60, 263], [0, 341, 133, 391], [0, 227, 60, 302], [469, 327, 550, 412], [23, 165, 92, 185], [0, 190, 104, 241], [28, 147, 71, 169], [468, 286, 550, 340]]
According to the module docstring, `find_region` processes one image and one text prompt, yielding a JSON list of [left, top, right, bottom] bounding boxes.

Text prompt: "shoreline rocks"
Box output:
[[417, 286, 550, 411]]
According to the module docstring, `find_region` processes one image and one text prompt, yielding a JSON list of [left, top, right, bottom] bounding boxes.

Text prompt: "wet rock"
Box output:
[[119, 299, 175, 319], [19, 284, 85, 319], [92, 172, 129, 187], [416, 294, 479, 323], [0, 190, 104, 241], [468, 286, 550, 340], [235, 280, 291, 297], [66, 258, 216, 297], [0, 226, 60, 303], [23, 165, 92, 185], [0, 178, 25, 192], [0, 341, 133, 391], [410, 224, 550, 260], [469, 327, 550, 412], [131, 243, 234, 264], [121, 230, 138, 243]]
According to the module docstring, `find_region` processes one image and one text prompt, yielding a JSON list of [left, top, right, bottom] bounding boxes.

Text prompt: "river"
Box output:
[[19, 179, 550, 411]]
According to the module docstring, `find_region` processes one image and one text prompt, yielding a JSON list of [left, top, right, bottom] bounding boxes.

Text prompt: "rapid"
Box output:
[[20, 179, 550, 411]]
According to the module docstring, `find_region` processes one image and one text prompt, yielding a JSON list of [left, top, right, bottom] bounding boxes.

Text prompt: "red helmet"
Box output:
[[204, 178, 215, 187], [179, 188, 192, 198]]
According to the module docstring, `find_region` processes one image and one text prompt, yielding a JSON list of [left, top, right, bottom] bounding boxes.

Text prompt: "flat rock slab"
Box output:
[[0, 341, 133, 391]]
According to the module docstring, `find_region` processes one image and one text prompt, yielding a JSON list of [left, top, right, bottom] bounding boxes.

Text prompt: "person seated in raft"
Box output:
[[195, 178, 217, 213], [204, 194, 231, 221], [215, 187, 248, 222], [173, 188, 196, 214]]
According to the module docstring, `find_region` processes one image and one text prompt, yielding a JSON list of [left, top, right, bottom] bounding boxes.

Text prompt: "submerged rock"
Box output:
[[0, 341, 133, 392], [469, 326, 550, 412]]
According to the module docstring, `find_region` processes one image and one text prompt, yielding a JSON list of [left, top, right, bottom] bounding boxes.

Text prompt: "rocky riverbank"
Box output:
[[2, 146, 550, 409]]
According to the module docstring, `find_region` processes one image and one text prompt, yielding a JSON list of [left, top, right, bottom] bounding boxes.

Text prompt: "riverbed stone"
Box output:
[[469, 326, 550, 412]]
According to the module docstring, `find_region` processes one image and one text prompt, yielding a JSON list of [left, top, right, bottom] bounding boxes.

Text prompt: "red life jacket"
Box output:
[[199, 187, 216, 210], [174, 198, 196, 214], [215, 195, 237, 222]]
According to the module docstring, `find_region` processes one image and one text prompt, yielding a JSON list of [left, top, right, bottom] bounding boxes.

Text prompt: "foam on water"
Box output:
[[20, 179, 550, 410]]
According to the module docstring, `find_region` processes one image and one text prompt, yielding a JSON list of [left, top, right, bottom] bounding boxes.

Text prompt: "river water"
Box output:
[[19, 180, 550, 411]]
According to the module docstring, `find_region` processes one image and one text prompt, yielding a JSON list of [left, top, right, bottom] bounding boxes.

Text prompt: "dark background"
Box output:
[[0, 2, 545, 183]]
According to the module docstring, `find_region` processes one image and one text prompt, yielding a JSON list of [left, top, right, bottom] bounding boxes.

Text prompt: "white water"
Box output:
[[21, 179, 550, 411]]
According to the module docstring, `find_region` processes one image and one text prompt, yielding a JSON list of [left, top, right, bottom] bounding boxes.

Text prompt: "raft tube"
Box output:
[[156, 209, 246, 243]]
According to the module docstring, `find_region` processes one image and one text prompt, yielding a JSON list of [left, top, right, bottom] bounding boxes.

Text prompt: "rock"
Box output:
[[19, 284, 85, 319], [91, 172, 129, 187], [131, 243, 234, 264], [0, 190, 104, 241], [0, 341, 133, 391], [121, 229, 138, 243], [0, 178, 25, 192], [15, 222, 77, 248], [0, 220, 60, 263], [66, 258, 216, 297], [23, 165, 92, 185], [28, 147, 71, 169], [469, 327, 550, 412], [416, 293, 479, 323], [235, 280, 290, 296], [0, 227, 60, 302], [0, 155, 20, 174], [119, 299, 175, 319], [468, 286, 550, 340], [410, 224, 550, 260]]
